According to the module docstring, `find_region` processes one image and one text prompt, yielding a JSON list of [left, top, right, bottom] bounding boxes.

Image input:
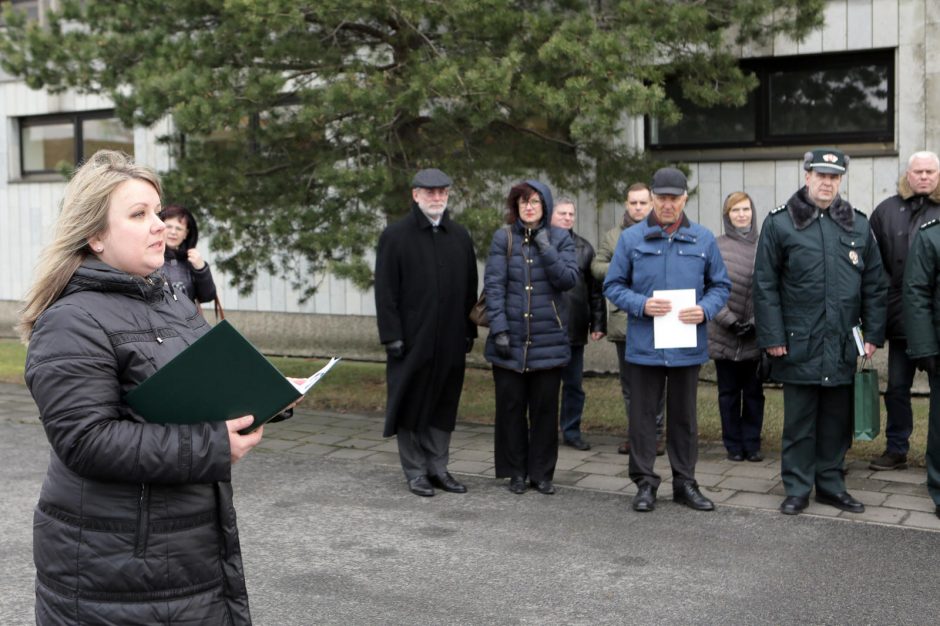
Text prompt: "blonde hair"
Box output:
[[18, 150, 162, 341], [722, 191, 754, 216]]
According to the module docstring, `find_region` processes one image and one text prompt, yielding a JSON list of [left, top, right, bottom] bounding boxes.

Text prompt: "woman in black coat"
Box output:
[[483, 180, 578, 495], [160, 203, 219, 306], [20, 150, 262, 625]]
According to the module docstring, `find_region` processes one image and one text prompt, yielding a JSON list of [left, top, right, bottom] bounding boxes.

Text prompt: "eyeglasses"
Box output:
[[520, 197, 542, 208]]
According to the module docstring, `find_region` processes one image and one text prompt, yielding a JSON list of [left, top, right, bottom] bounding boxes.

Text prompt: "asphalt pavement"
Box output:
[[2, 383, 940, 624]]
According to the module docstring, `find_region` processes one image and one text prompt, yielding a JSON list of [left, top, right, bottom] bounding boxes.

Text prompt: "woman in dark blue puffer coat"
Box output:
[[484, 180, 579, 495]]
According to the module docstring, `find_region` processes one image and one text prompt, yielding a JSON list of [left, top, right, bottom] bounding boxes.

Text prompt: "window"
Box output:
[[19, 110, 134, 175], [648, 49, 894, 150]]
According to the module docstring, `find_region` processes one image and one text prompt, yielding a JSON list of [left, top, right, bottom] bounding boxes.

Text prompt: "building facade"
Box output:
[[1, 0, 938, 365]]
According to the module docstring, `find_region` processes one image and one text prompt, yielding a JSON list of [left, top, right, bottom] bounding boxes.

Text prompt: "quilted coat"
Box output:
[[707, 211, 761, 362], [483, 180, 579, 371], [25, 259, 251, 625]]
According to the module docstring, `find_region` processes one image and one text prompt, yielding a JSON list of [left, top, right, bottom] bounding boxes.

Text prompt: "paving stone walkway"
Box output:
[[3, 382, 937, 532]]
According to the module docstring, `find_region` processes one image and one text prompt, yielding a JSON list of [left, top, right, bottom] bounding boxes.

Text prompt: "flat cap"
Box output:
[[803, 148, 849, 174], [411, 168, 453, 189], [650, 167, 688, 196]]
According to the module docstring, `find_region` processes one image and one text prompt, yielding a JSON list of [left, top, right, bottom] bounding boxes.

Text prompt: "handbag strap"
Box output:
[[859, 355, 872, 372]]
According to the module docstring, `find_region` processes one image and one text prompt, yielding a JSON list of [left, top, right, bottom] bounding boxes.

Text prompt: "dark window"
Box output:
[[19, 110, 134, 175], [648, 49, 894, 149]]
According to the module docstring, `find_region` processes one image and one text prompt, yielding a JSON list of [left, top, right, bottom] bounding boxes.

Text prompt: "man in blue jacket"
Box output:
[[604, 168, 730, 512]]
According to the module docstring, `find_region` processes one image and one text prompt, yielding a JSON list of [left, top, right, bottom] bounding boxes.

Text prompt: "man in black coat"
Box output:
[[374, 168, 478, 497], [551, 197, 606, 450], [868, 151, 940, 471]]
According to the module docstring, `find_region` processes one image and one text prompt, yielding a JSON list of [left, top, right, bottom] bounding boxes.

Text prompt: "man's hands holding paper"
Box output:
[[645, 297, 703, 324]]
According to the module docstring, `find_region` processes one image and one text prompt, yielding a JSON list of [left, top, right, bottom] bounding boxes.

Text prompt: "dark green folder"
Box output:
[[125, 320, 300, 434]]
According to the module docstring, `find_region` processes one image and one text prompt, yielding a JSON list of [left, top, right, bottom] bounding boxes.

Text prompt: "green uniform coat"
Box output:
[[753, 188, 887, 386]]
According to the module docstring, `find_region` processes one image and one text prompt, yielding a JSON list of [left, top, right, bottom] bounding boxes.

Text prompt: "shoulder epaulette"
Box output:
[[920, 218, 940, 230], [770, 204, 787, 214]]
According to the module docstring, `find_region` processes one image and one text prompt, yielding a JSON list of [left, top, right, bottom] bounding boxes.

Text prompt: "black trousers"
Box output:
[[614, 341, 665, 436], [628, 364, 701, 489], [492, 366, 562, 482], [714, 359, 765, 455]]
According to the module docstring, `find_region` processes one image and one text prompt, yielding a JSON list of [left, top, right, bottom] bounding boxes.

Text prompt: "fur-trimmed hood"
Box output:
[[785, 186, 856, 232], [898, 175, 940, 203]]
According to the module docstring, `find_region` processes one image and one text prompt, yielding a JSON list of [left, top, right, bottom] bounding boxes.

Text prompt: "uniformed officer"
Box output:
[[754, 148, 887, 516], [901, 217, 940, 521]]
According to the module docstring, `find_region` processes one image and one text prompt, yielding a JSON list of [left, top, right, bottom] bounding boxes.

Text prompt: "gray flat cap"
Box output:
[[411, 168, 453, 189], [650, 167, 688, 195]]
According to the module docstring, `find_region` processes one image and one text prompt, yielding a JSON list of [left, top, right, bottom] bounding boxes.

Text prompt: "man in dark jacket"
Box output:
[[868, 151, 940, 471], [374, 168, 478, 497], [551, 197, 607, 450], [901, 218, 940, 521], [605, 168, 731, 513], [754, 148, 887, 516]]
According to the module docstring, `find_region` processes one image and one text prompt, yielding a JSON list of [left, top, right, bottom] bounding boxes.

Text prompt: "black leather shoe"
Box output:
[[563, 437, 591, 451], [407, 475, 435, 497], [673, 482, 714, 511], [428, 472, 467, 494], [632, 484, 657, 512], [617, 440, 630, 455], [780, 495, 808, 515], [727, 452, 745, 462], [529, 479, 556, 495], [508, 475, 527, 494], [815, 490, 864, 513], [746, 451, 764, 462]]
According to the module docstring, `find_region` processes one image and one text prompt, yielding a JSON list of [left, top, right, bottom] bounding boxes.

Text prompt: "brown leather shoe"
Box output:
[[617, 440, 631, 455]]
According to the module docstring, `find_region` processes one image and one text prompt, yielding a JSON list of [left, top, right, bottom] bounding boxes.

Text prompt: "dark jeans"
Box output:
[[627, 364, 700, 489], [492, 366, 562, 482], [714, 359, 765, 455], [614, 341, 664, 437], [884, 338, 917, 455], [559, 344, 586, 441]]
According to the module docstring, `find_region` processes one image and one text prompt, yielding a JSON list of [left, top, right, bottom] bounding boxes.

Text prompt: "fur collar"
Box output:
[[787, 187, 855, 232], [898, 175, 940, 203]]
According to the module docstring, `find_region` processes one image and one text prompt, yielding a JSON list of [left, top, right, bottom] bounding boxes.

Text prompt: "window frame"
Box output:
[[646, 48, 895, 151], [18, 109, 133, 176]]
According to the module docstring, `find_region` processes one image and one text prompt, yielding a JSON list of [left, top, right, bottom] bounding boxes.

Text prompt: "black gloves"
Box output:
[[731, 321, 755, 337], [385, 339, 404, 359], [494, 332, 512, 359], [915, 356, 938, 379], [531, 228, 552, 253], [465, 338, 474, 354]]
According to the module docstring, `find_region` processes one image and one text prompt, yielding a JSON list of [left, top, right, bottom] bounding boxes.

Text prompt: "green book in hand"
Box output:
[[125, 320, 340, 434]]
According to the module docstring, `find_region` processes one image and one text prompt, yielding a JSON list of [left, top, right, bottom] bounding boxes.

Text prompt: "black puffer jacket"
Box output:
[[163, 246, 218, 304], [25, 259, 251, 625], [560, 230, 607, 345], [869, 175, 940, 339], [483, 180, 579, 371]]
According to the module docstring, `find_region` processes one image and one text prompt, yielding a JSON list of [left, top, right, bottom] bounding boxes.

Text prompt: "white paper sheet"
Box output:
[[652, 289, 697, 349], [290, 356, 342, 394]]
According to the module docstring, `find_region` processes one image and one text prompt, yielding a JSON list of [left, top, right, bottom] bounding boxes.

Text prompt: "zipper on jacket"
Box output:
[[134, 483, 151, 557], [551, 300, 563, 329]]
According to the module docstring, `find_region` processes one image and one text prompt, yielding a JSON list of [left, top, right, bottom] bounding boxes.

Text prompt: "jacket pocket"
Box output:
[[551, 300, 564, 329], [838, 236, 866, 273]]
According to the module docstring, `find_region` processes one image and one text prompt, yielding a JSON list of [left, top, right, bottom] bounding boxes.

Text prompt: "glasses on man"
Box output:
[[520, 197, 542, 208]]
